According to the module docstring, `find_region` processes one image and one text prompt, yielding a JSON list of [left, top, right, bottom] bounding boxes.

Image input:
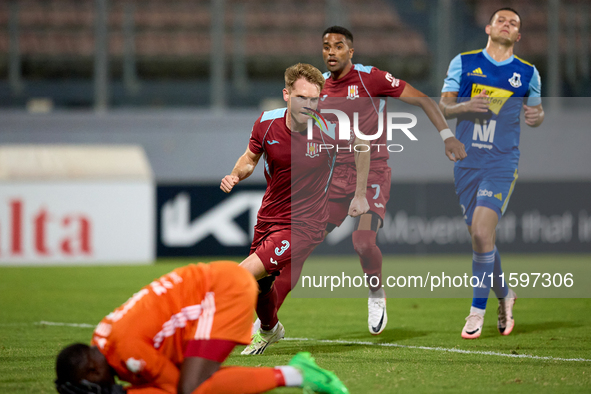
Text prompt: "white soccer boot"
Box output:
[[497, 288, 517, 336], [461, 312, 484, 339], [241, 322, 285, 355], [368, 290, 387, 335]]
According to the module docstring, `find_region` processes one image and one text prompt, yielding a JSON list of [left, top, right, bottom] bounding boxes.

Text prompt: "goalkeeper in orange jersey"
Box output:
[[54, 261, 348, 394]]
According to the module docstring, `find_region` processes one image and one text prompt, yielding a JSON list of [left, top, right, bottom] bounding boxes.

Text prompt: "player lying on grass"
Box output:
[[54, 261, 349, 394]]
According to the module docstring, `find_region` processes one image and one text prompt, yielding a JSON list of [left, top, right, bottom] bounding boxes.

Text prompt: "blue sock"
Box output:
[[492, 246, 509, 298], [471, 250, 495, 310]]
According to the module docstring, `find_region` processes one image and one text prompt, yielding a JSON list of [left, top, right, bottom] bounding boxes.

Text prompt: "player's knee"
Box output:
[[471, 224, 494, 248], [352, 230, 377, 256]]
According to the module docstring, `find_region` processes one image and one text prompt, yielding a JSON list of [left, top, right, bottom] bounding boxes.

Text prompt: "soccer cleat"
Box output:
[[498, 288, 517, 335], [241, 322, 285, 355], [288, 352, 349, 394], [368, 297, 387, 335], [461, 312, 484, 339]]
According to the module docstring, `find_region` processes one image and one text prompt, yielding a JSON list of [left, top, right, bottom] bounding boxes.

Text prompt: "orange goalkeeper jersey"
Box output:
[[91, 261, 257, 394]]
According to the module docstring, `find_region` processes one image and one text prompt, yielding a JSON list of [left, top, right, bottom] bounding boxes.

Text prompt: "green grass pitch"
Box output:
[[1, 255, 590, 393]]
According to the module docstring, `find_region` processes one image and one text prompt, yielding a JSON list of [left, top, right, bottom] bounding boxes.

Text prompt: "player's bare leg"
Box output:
[[470, 206, 498, 253], [352, 213, 387, 335], [239, 253, 269, 280]]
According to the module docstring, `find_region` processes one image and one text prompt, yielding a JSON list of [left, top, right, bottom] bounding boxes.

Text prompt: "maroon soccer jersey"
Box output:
[[248, 108, 336, 230], [320, 64, 407, 166]]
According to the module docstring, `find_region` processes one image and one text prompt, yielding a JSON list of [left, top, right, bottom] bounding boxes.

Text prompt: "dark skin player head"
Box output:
[[55, 343, 117, 393], [322, 28, 354, 80], [56, 341, 224, 394]]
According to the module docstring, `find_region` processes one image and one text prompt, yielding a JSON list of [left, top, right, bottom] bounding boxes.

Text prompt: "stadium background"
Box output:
[[0, 0, 590, 264]]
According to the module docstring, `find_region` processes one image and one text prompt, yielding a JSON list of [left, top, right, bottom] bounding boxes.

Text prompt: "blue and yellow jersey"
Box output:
[[442, 49, 541, 168]]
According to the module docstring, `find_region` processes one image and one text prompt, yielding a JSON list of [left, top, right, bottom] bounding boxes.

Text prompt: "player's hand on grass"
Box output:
[[220, 175, 239, 193], [464, 90, 489, 113], [444, 137, 467, 162], [523, 104, 544, 127], [348, 195, 369, 217]]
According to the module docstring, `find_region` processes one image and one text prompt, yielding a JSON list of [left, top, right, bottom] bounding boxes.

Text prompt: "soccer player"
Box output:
[[439, 8, 544, 339], [220, 63, 369, 354], [54, 261, 349, 394], [273, 26, 466, 336]]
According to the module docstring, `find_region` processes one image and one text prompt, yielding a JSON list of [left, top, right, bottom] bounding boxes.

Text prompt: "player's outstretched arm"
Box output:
[[220, 147, 262, 193], [349, 135, 370, 217], [523, 103, 545, 127], [398, 84, 467, 162]]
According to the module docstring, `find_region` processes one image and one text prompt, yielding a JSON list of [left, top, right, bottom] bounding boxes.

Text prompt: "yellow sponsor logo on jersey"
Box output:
[[494, 193, 502, 201], [471, 84, 514, 115]]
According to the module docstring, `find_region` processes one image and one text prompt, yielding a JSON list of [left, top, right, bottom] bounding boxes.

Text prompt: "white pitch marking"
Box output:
[[36, 321, 95, 328], [32, 321, 591, 362], [282, 338, 591, 362]]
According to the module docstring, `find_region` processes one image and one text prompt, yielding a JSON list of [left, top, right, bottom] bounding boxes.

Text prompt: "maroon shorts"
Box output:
[[328, 164, 391, 227], [250, 221, 325, 275]]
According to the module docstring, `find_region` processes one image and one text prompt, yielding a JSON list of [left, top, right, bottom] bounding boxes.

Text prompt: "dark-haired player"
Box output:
[[440, 8, 544, 339]]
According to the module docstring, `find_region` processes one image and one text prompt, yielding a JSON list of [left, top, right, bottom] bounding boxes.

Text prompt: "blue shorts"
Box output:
[[454, 167, 518, 226]]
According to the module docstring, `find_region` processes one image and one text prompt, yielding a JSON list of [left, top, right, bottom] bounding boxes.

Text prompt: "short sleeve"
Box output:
[[526, 66, 542, 106], [248, 115, 265, 155], [369, 67, 407, 97], [442, 54, 462, 93]]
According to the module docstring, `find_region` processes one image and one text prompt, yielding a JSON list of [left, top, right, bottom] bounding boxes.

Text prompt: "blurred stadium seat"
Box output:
[[0, 0, 428, 69], [0, 0, 588, 106]]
